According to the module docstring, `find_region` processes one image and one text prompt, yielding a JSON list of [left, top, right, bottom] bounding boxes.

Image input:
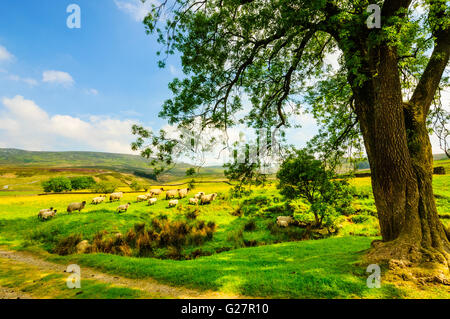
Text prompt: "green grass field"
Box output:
[[0, 157, 449, 298]]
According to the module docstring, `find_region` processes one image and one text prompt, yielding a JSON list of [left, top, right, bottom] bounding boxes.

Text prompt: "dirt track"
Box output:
[[0, 249, 248, 299]]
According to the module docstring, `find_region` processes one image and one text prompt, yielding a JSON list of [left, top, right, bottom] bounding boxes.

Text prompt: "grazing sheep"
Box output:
[[148, 197, 157, 205], [38, 207, 53, 218], [276, 216, 294, 227], [149, 188, 164, 196], [165, 189, 179, 200], [277, 220, 289, 227], [189, 198, 199, 205], [109, 192, 123, 202], [168, 199, 178, 207], [200, 193, 218, 205], [91, 196, 106, 205], [38, 208, 57, 220], [178, 188, 190, 199], [117, 203, 131, 213], [136, 195, 147, 202], [143, 193, 153, 199], [39, 207, 53, 214], [194, 192, 205, 199], [40, 209, 57, 221], [67, 201, 86, 213]]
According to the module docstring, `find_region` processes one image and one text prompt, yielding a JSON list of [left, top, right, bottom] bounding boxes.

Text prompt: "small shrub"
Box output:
[[226, 228, 244, 247], [351, 215, 370, 224], [130, 180, 143, 191], [189, 249, 213, 259], [231, 206, 244, 217], [91, 181, 118, 193], [69, 176, 96, 190], [41, 177, 72, 193], [244, 239, 258, 247], [244, 219, 257, 231], [185, 208, 199, 220], [53, 234, 82, 255]]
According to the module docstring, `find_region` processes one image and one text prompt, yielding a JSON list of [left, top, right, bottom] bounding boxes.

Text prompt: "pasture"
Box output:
[[0, 160, 449, 298]]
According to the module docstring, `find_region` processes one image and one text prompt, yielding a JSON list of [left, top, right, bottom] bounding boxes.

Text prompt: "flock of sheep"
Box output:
[[37, 187, 218, 221]]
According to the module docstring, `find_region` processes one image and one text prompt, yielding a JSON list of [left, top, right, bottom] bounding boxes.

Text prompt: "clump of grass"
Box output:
[[231, 206, 244, 217], [53, 233, 82, 255], [351, 215, 371, 224], [102, 218, 219, 259], [185, 208, 199, 220], [244, 219, 257, 231], [189, 249, 213, 259], [244, 239, 258, 247], [226, 228, 244, 248], [267, 221, 306, 241], [90, 231, 132, 256]]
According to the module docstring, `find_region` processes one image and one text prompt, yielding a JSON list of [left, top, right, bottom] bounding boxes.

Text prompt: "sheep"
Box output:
[[276, 216, 294, 227], [200, 193, 218, 205], [149, 188, 164, 196], [165, 189, 179, 200], [168, 199, 178, 207], [40, 209, 57, 220], [38, 207, 53, 218], [143, 193, 153, 199], [277, 220, 289, 228], [117, 203, 131, 213], [189, 198, 199, 205], [136, 195, 147, 202], [67, 201, 86, 213], [194, 192, 205, 199], [148, 197, 157, 205], [91, 196, 106, 205], [178, 188, 190, 199], [38, 208, 57, 220], [109, 192, 123, 202]]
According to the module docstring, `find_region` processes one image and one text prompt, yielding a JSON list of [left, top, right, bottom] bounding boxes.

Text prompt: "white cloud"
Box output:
[[8, 74, 39, 86], [0, 95, 138, 154], [85, 88, 99, 95], [42, 70, 74, 86], [114, 0, 156, 22], [169, 64, 178, 75], [0, 45, 14, 62]]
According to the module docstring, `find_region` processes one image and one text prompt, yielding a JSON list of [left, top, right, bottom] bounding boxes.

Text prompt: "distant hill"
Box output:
[[0, 148, 224, 182]]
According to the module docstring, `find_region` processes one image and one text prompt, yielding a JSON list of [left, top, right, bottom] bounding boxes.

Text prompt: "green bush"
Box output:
[[244, 219, 257, 231], [91, 181, 119, 193], [41, 177, 72, 193], [129, 180, 143, 191], [277, 149, 354, 228], [69, 176, 96, 190]]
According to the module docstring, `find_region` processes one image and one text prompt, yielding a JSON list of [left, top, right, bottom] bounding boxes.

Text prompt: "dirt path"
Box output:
[[0, 249, 248, 299], [0, 286, 32, 299]]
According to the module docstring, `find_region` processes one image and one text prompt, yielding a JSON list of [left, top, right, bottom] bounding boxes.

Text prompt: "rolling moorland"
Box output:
[[0, 149, 449, 298]]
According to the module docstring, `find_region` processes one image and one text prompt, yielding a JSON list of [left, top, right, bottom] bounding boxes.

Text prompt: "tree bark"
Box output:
[[348, 42, 450, 268]]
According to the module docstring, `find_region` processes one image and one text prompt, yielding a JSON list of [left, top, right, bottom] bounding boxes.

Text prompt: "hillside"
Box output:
[[0, 148, 225, 182]]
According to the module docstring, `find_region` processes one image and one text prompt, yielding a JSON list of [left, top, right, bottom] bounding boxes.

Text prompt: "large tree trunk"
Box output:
[[351, 44, 450, 272]]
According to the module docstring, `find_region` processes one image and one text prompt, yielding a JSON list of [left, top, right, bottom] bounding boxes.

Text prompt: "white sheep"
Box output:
[[148, 197, 157, 205], [276, 216, 294, 227], [117, 203, 131, 213], [194, 192, 205, 199], [91, 196, 105, 205], [109, 192, 123, 202], [168, 199, 178, 207], [41, 210, 57, 220], [200, 193, 218, 205], [189, 198, 199, 205], [136, 195, 147, 202]]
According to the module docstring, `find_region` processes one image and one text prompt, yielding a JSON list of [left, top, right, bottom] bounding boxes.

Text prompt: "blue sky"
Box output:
[[0, 1, 446, 162], [0, 0, 190, 155]]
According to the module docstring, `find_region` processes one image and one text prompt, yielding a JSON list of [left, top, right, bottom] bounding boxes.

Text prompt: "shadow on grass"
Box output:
[[49, 236, 404, 299]]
